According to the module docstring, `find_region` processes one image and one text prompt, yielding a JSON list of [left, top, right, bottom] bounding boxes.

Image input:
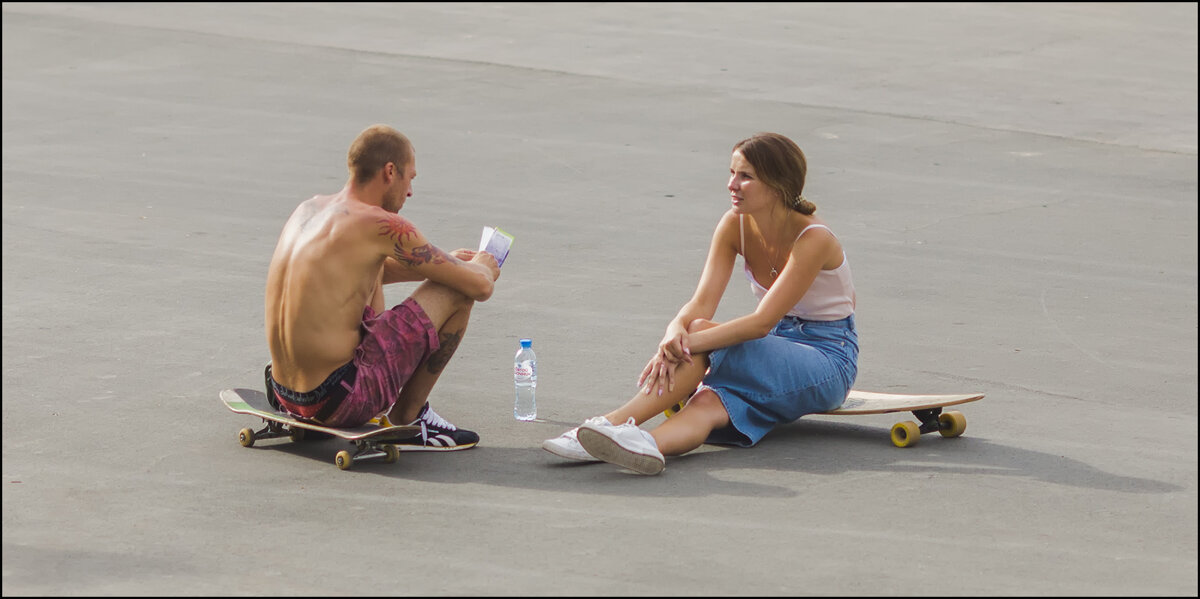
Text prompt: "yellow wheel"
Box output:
[[238, 428, 255, 448], [335, 450, 354, 470], [289, 427, 306, 442], [383, 445, 399, 464], [664, 399, 687, 418], [890, 421, 922, 448], [938, 411, 967, 438]]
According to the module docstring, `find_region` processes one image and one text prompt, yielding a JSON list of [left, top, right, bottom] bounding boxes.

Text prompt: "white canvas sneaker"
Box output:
[[577, 417, 665, 475], [541, 417, 609, 461]]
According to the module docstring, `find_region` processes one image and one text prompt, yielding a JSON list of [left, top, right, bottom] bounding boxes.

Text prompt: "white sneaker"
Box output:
[[577, 417, 665, 475], [541, 417, 608, 461]]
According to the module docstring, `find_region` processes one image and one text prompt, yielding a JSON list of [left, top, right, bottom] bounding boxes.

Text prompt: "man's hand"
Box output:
[[471, 250, 500, 281]]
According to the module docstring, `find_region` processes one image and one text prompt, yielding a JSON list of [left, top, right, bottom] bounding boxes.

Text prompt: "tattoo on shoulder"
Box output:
[[393, 243, 454, 266], [377, 217, 419, 243]]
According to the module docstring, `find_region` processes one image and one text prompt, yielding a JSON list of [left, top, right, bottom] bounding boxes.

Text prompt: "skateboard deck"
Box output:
[[665, 389, 985, 447], [220, 388, 421, 470]]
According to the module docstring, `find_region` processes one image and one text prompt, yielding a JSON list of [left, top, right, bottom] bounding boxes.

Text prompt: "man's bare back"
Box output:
[[265, 192, 394, 391], [265, 125, 498, 399]]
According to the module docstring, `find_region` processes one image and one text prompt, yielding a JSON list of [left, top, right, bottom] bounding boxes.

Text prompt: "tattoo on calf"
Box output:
[[426, 330, 463, 374]]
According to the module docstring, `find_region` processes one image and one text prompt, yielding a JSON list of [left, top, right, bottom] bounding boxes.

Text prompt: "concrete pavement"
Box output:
[[3, 3, 1196, 595]]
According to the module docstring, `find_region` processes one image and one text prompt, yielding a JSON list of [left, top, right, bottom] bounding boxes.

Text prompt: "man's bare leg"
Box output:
[[385, 280, 474, 424]]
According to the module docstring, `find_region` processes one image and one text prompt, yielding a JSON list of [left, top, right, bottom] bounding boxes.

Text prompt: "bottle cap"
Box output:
[[520, 338, 532, 348]]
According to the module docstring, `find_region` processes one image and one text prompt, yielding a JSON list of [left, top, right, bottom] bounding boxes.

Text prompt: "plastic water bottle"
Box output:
[[514, 338, 537, 421]]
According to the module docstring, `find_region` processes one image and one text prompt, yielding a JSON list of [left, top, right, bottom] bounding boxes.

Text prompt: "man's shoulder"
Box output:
[[303, 194, 391, 222]]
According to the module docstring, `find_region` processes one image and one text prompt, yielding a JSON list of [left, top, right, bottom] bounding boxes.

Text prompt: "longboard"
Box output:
[[220, 388, 421, 470], [665, 389, 985, 448]]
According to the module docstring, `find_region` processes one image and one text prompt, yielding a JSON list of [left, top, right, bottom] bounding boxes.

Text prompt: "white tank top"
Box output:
[[740, 214, 855, 320]]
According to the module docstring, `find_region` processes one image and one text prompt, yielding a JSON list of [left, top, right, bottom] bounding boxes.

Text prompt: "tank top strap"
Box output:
[[796, 223, 833, 240], [739, 213, 745, 255]]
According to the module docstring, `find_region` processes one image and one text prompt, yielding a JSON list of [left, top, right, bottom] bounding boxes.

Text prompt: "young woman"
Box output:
[[543, 132, 858, 475]]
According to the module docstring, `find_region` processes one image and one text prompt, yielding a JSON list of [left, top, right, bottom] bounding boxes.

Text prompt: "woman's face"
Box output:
[[728, 150, 778, 214]]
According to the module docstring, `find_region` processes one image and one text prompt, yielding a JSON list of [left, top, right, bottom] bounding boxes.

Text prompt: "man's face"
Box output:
[[384, 158, 416, 212]]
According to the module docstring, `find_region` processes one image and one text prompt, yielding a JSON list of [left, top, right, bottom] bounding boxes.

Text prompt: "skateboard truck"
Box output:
[[890, 407, 968, 448], [335, 439, 401, 470], [913, 408, 944, 434], [238, 419, 401, 470]]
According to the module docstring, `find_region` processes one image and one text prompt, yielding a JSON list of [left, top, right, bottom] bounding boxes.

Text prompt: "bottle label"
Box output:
[[515, 362, 534, 378]]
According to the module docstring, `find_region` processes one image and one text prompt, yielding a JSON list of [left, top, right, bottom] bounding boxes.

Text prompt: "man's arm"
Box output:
[[381, 256, 424, 284], [374, 212, 497, 300]]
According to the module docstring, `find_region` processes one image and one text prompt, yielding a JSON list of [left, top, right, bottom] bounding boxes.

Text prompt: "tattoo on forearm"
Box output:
[[393, 243, 453, 266], [426, 330, 463, 374]]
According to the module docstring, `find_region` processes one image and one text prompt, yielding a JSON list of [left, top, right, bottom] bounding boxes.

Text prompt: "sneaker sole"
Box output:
[[541, 440, 599, 462], [388, 440, 478, 452], [576, 427, 664, 475]]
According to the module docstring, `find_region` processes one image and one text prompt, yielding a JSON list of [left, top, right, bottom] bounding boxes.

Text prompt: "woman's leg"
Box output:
[[601, 353, 709, 427], [598, 318, 730, 456], [648, 387, 729, 456], [601, 317, 720, 426]]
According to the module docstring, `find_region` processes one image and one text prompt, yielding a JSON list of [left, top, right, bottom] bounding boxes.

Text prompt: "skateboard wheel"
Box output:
[[890, 421, 921, 448], [289, 427, 306, 442], [238, 428, 256, 448], [335, 450, 354, 470], [663, 399, 687, 419], [938, 411, 967, 438], [383, 445, 399, 464]]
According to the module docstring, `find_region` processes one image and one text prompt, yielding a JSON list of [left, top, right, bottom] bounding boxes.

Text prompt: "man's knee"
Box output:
[[410, 281, 474, 328]]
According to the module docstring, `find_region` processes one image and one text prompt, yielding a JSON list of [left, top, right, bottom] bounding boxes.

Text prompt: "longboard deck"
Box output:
[[220, 388, 420, 441], [822, 390, 984, 415], [664, 389, 985, 448]]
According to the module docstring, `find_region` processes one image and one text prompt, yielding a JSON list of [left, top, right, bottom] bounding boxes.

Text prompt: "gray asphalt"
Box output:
[[3, 2, 1196, 596]]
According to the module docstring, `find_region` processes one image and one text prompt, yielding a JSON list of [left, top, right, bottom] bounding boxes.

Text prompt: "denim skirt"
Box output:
[[699, 314, 858, 447]]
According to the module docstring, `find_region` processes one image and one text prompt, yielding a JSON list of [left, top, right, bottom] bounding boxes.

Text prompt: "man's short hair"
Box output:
[[347, 125, 413, 184]]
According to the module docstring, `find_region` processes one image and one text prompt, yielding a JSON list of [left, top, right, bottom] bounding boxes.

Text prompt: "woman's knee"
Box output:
[[684, 388, 730, 427]]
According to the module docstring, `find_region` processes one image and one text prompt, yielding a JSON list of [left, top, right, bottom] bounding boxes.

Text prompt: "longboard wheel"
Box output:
[[384, 445, 399, 464], [890, 421, 921, 448], [238, 428, 256, 448], [335, 450, 353, 470], [289, 427, 306, 442], [663, 399, 687, 418], [938, 411, 967, 438]]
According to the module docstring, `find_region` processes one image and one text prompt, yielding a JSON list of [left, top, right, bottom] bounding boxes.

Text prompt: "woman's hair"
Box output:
[[347, 124, 413, 185], [733, 132, 815, 214]]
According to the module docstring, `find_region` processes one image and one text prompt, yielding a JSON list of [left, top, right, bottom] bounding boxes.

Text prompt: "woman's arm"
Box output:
[[639, 212, 739, 394], [685, 227, 838, 354]]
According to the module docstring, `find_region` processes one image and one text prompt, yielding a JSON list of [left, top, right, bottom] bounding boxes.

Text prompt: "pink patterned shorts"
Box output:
[[269, 297, 440, 427]]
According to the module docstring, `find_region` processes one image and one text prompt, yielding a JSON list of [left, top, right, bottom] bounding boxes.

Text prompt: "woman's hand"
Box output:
[[659, 328, 693, 367], [637, 327, 693, 397]]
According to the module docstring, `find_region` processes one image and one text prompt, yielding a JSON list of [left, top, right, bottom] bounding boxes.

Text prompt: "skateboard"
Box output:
[[665, 389, 985, 448], [220, 388, 421, 470]]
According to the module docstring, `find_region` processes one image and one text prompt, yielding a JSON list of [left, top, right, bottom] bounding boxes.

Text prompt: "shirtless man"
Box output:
[[263, 124, 499, 450]]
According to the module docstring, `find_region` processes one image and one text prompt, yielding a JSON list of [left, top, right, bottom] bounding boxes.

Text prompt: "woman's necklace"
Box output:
[[760, 217, 793, 279]]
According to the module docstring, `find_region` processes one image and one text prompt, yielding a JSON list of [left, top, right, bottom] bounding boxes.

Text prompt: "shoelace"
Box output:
[[420, 405, 457, 431]]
